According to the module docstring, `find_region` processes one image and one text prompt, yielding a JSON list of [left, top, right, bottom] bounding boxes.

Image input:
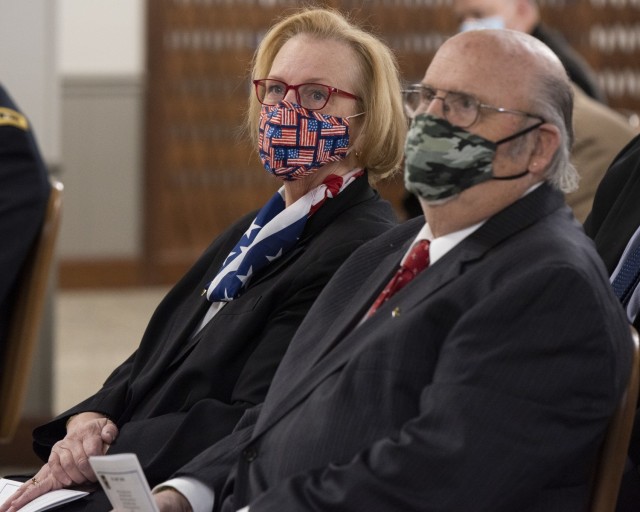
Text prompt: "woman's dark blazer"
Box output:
[[33, 175, 396, 490]]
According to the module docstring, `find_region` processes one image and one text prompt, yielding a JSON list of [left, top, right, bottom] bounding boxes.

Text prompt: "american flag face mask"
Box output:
[[258, 101, 361, 181]]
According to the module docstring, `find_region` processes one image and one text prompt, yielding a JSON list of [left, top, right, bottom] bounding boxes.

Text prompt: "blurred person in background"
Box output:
[[454, 0, 606, 103], [564, 83, 637, 222]]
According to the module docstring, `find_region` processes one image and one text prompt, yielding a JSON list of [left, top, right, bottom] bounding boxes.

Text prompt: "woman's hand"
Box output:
[[0, 412, 118, 512], [0, 466, 67, 512]]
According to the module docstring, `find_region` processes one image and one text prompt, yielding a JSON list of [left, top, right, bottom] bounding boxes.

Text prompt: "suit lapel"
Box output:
[[253, 237, 466, 438], [252, 184, 566, 438], [127, 214, 256, 398], [310, 248, 404, 359], [251, 220, 422, 437], [162, 298, 217, 371], [121, 288, 213, 420]]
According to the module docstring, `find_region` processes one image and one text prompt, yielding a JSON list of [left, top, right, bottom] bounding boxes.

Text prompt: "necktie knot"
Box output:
[[367, 239, 430, 317], [402, 239, 431, 276]]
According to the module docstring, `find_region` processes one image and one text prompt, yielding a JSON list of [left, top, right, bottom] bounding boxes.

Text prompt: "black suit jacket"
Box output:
[[0, 84, 50, 353], [179, 184, 632, 512], [32, 176, 396, 501], [584, 134, 640, 287], [584, 134, 640, 337], [583, 135, 640, 509]]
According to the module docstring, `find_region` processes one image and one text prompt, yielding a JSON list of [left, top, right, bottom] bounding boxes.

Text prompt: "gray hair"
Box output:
[[530, 72, 579, 193]]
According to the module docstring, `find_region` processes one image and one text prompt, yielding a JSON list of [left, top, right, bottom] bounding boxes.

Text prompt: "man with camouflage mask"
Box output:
[[150, 28, 633, 512]]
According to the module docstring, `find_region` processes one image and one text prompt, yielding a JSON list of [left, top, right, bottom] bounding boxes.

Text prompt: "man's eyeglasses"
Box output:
[[253, 79, 360, 111], [402, 84, 545, 128]]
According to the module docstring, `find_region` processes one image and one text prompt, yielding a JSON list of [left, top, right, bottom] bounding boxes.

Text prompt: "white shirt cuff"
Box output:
[[237, 507, 249, 512], [152, 477, 214, 512]]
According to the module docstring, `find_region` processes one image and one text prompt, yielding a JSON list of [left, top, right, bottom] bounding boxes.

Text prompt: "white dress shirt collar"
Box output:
[[405, 220, 484, 265]]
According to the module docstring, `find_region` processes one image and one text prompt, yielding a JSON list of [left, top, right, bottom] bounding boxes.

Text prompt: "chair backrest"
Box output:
[[0, 178, 63, 443], [590, 325, 640, 512]]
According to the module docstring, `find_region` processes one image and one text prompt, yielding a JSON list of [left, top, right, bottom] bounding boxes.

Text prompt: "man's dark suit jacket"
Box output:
[[584, 134, 640, 512], [178, 184, 632, 512], [0, 84, 50, 354], [32, 175, 396, 511]]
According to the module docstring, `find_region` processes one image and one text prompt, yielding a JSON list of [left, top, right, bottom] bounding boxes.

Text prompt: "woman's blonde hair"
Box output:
[[247, 7, 406, 183]]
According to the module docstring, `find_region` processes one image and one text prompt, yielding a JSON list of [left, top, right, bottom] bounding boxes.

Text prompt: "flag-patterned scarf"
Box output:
[[204, 168, 364, 302]]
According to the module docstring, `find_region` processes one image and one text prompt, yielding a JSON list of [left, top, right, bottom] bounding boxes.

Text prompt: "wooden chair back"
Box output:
[[590, 325, 640, 512]]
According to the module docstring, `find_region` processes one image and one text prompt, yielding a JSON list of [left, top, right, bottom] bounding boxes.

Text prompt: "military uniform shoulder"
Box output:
[[0, 106, 29, 131], [0, 85, 30, 131]]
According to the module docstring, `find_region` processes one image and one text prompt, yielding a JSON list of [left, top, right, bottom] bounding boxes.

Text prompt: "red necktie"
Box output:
[[367, 239, 431, 317]]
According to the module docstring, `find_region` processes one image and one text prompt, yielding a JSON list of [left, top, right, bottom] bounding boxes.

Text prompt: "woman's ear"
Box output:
[[527, 123, 561, 177]]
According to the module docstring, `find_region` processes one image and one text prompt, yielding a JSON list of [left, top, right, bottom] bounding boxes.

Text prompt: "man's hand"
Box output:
[[0, 412, 118, 512], [153, 489, 193, 512]]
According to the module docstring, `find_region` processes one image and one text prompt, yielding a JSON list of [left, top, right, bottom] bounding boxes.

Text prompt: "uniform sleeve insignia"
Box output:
[[0, 107, 29, 131]]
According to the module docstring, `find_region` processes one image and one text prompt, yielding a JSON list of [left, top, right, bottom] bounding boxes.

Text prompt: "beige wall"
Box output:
[[59, 76, 144, 260], [57, 0, 145, 76], [56, 0, 146, 263]]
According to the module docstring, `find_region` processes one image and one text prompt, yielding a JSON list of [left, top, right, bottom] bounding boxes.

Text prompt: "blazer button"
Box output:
[[242, 446, 257, 462]]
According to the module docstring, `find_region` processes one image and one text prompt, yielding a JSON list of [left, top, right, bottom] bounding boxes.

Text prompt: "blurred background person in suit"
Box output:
[[564, 83, 637, 222]]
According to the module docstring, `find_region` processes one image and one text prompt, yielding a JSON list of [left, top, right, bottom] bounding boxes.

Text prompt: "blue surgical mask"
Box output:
[[460, 15, 506, 33]]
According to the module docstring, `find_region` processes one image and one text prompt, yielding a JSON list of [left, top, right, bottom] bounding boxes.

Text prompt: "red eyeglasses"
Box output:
[[253, 79, 360, 111]]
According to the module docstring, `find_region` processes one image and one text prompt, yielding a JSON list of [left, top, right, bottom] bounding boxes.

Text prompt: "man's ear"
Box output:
[[527, 123, 561, 177], [515, 0, 533, 17], [513, 0, 539, 33]]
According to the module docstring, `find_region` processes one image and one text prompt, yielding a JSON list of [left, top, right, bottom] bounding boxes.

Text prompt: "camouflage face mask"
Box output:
[[404, 114, 541, 202]]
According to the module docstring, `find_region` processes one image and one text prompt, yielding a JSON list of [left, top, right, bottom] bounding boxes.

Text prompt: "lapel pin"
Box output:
[[391, 307, 401, 318]]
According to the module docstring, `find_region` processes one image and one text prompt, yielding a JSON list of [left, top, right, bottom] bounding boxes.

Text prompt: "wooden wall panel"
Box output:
[[145, 0, 640, 283], [538, 1, 640, 113]]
